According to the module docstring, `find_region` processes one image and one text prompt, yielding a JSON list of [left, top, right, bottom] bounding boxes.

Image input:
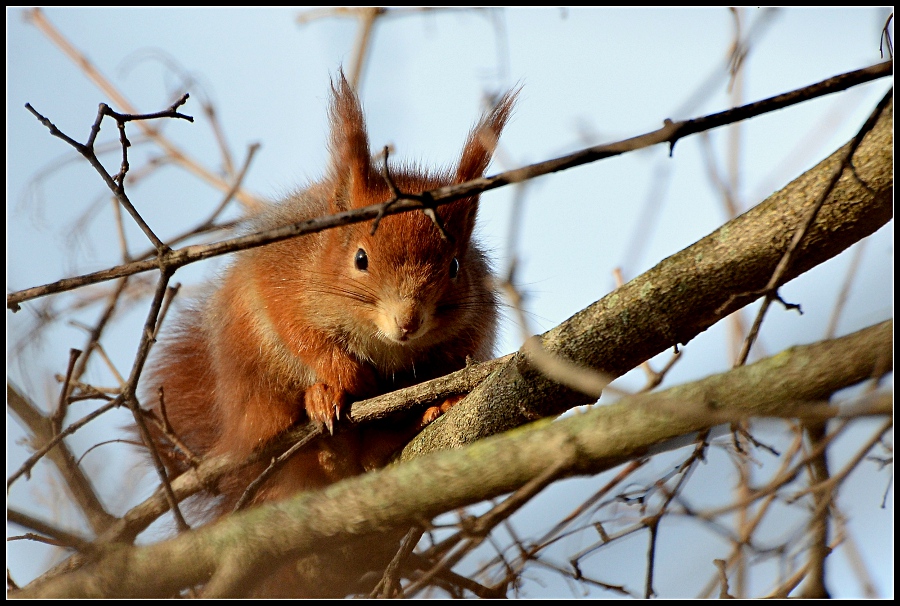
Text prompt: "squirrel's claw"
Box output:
[[304, 382, 345, 435]]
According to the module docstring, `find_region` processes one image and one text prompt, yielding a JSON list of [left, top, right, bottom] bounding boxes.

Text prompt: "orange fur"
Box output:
[[140, 74, 515, 522]]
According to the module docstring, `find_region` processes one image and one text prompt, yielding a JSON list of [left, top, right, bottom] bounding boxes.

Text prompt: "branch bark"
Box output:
[[9, 63, 892, 598], [404, 96, 892, 457], [10, 93, 892, 598], [11, 320, 892, 598]]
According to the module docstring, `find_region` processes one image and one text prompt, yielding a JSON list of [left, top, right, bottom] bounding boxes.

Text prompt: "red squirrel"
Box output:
[[141, 74, 515, 515]]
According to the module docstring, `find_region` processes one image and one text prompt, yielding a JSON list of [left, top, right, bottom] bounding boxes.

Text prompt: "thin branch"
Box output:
[[9, 60, 892, 311], [231, 424, 322, 512], [403, 457, 570, 596], [346, 7, 384, 90], [371, 526, 422, 598], [50, 348, 81, 432], [501, 276, 616, 400], [823, 239, 866, 340], [373, 145, 451, 240], [7, 509, 95, 553], [7, 397, 119, 489], [24, 7, 264, 210], [11, 321, 892, 598], [6, 384, 116, 533], [120, 270, 191, 533], [24, 100, 189, 253], [797, 423, 832, 598], [732, 87, 893, 365]]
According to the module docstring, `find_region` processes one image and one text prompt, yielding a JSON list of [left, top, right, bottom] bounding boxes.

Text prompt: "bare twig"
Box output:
[[371, 526, 423, 598], [731, 88, 893, 365], [346, 7, 384, 90], [797, 422, 832, 598], [231, 424, 322, 512], [8, 398, 120, 489], [500, 271, 620, 400], [823, 239, 866, 340], [403, 457, 570, 596], [24, 7, 264, 210], [7, 509, 95, 553], [10, 60, 892, 311], [6, 384, 116, 533], [374, 145, 451, 240], [51, 348, 81, 431], [25, 97, 193, 253], [121, 270, 191, 533]]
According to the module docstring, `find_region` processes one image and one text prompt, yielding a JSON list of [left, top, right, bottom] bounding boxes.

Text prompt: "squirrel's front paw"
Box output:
[[417, 394, 466, 431], [304, 383, 347, 434]]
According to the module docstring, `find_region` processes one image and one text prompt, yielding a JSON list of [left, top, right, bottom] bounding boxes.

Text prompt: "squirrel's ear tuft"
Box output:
[[328, 69, 373, 212], [454, 88, 518, 185], [443, 88, 518, 243]]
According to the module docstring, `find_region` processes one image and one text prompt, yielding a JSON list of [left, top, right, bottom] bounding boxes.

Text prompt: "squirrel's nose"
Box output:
[[396, 315, 422, 340], [379, 299, 430, 343]]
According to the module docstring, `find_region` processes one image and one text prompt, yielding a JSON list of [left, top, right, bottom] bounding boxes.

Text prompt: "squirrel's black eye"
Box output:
[[354, 248, 369, 271], [449, 257, 460, 279]]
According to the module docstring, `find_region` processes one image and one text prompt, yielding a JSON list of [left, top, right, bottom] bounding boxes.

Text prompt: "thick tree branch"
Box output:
[[405, 96, 892, 456], [11, 95, 892, 565], [11, 320, 892, 598]]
